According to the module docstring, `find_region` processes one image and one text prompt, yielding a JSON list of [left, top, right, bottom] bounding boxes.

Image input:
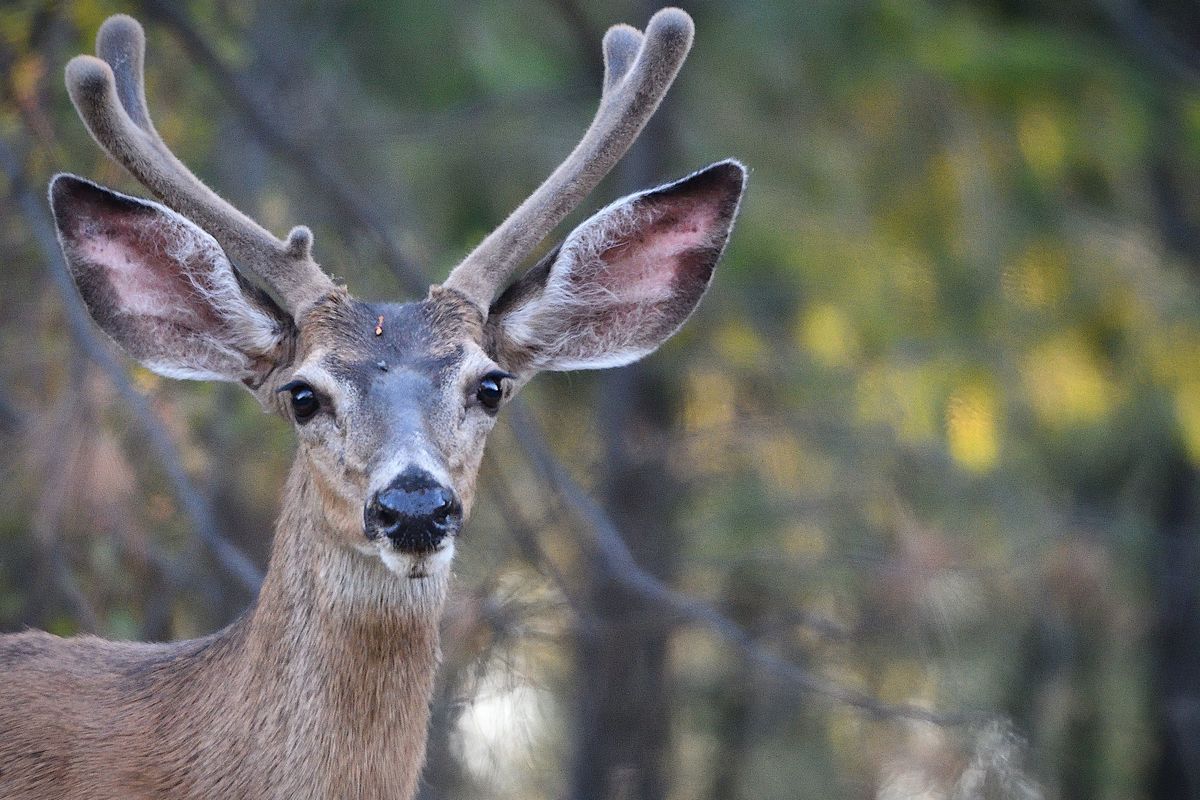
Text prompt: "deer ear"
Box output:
[[49, 175, 291, 384], [486, 160, 745, 373]]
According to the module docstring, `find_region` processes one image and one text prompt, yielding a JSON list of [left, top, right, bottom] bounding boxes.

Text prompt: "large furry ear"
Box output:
[[486, 160, 746, 373], [49, 175, 291, 384]]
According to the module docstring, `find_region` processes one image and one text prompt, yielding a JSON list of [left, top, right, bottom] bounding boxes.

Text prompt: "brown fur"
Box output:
[[0, 464, 440, 800]]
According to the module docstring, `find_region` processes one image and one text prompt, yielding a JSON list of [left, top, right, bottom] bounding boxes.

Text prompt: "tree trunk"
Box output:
[[568, 364, 681, 800]]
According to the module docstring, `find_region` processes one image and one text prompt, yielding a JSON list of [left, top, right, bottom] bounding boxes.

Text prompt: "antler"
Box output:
[[64, 15, 334, 314], [442, 7, 695, 309]]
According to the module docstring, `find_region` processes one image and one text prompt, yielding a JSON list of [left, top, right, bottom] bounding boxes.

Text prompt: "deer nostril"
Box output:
[[374, 493, 402, 527], [430, 489, 460, 525], [375, 489, 405, 518]]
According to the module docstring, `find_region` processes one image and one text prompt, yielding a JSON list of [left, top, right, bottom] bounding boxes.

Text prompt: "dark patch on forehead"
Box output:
[[298, 287, 481, 392]]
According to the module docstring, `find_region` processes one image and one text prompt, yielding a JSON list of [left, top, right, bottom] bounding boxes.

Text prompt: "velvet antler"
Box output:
[[64, 15, 335, 314], [442, 7, 695, 310]]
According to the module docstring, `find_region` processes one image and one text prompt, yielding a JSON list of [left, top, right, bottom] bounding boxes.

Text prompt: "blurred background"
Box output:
[[1, 1, 1198, 798]]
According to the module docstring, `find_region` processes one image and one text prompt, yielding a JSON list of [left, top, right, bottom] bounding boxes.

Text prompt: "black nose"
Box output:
[[365, 468, 462, 554]]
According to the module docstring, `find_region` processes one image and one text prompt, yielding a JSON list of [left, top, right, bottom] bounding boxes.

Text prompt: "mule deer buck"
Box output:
[[0, 8, 743, 799]]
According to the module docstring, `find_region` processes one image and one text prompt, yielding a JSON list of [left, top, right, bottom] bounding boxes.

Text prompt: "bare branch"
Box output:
[[135, 0, 429, 295], [506, 401, 992, 727], [0, 136, 263, 596], [0, 387, 23, 437], [478, 466, 594, 627]]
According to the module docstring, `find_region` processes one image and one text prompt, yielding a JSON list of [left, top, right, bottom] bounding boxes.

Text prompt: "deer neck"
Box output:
[[223, 458, 446, 795]]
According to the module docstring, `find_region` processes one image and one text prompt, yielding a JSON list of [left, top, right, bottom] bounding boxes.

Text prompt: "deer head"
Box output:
[[49, 10, 745, 584]]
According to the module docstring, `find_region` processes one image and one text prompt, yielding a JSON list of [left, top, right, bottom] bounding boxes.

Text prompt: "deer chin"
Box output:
[[356, 538, 456, 580]]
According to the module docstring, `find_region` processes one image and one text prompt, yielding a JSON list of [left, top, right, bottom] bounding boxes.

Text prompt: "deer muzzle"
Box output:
[[364, 467, 462, 554]]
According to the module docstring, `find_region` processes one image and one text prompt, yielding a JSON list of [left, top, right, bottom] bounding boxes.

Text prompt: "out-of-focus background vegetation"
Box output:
[[1, 1, 1198, 797]]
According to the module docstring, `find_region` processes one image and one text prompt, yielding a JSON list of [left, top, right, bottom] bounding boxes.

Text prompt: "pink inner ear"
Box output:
[[79, 215, 225, 332], [588, 195, 723, 302]]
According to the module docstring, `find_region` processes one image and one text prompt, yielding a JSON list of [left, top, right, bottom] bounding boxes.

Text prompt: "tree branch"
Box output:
[[135, 0, 429, 294], [0, 137, 263, 596], [506, 402, 991, 727], [1094, 0, 1200, 84]]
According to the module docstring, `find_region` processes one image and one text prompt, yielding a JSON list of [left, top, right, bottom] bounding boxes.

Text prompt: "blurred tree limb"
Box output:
[[135, 0, 428, 294], [507, 402, 990, 728], [1094, 0, 1200, 84], [28, 365, 101, 633], [0, 137, 263, 597], [0, 388, 23, 436]]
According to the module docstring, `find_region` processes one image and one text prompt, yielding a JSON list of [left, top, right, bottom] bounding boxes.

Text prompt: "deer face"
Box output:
[[51, 9, 744, 582], [50, 161, 744, 580], [278, 290, 493, 576]]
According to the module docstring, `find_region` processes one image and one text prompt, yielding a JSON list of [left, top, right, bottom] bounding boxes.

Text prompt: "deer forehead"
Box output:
[[293, 289, 485, 399]]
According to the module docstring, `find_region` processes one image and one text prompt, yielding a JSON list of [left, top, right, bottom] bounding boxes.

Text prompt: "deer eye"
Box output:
[[279, 380, 321, 423], [475, 371, 513, 413]]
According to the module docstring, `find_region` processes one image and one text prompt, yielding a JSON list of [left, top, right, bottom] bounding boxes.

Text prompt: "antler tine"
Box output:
[[95, 14, 153, 133], [602, 24, 644, 94], [443, 7, 694, 309], [65, 14, 334, 314]]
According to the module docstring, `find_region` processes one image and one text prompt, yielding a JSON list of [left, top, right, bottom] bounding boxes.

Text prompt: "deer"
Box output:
[[0, 8, 743, 800]]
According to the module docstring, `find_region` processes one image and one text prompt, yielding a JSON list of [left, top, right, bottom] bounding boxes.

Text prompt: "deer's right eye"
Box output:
[[279, 380, 321, 423]]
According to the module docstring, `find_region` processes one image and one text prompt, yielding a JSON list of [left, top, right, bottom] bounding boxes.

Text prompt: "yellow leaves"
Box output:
[[682, 368, 735, 433], [946, 383, 999, 472], [64, 0, 114, 38], [826, 706, 867, 764], [856, 363, 940, 445], [754, 432, 804, 494], [798, 302, 859, 368], [9, 54, 43, 109], [682, 367, 736, 477], [1018, 104, 1067, 182], [1148, 323, 1200, 387], [928, 150, 967, 210], [856, 362, 1002, 472], [1172, 381, 1200, 464], [1023, 332, 1116, 428], [1003, 240, 1069, 309], [713, 319, 766, 369], [0, 10, 25, 46], [892, 249, 939, 320], [1143, 325, 1200, 463], [1184, 90, 1200, 148], [877, 661, 937, 707], [782, 521, 829, 560], [131, 364, 161, 393], [0, 5, 48, 127], [853, 87, 900, 138]]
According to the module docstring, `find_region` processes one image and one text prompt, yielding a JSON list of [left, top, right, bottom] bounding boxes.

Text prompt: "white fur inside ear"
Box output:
[[498, 173, 728, 372]]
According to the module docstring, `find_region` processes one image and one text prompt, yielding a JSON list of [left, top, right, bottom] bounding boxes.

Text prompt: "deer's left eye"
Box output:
[[475, 371, 513, 413]]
